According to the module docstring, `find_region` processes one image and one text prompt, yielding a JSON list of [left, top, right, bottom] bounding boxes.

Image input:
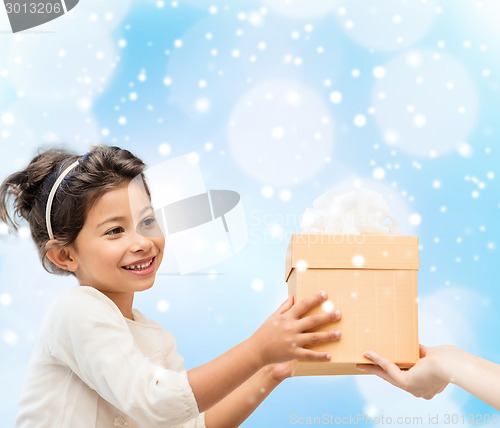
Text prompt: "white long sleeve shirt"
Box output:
[[16, 285, 205, 428]]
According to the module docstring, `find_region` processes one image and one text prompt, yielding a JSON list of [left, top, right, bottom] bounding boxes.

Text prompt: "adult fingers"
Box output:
[[298, 310, 341, 331], [419, 344, 429, 358], [297, 330, 341, 347], [290, 291, 328, 318], [356, 364, 404, 388], [363, 351, 405, 386]]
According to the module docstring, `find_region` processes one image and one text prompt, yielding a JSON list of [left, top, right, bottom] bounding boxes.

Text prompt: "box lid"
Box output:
[[285, 233, 419, 281]]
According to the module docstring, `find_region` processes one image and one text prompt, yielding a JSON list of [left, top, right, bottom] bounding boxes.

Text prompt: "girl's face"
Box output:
[[68, 181, 165, 296]]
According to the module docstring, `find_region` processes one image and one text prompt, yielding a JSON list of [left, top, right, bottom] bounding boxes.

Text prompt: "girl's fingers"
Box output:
[[298, 310, 341, 331], [297, 330, 341, 347], [275, 296, 294, 315], [363, 351, 404, 386], [295, 348, 331, 361], [290, 291, 328, 318]]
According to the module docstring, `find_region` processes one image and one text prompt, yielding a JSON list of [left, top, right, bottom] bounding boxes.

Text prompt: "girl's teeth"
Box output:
[[124, 259, 153, 270]]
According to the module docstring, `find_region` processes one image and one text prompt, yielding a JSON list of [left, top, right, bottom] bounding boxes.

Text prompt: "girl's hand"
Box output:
[[357, 345, 452, 400], [250, 292, 341, 366], [267, 361, 292, 384]]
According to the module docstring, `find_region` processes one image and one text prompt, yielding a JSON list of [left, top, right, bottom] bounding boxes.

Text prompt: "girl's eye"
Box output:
[[106, 227, 124, 236], [141, 217, 157, 228]]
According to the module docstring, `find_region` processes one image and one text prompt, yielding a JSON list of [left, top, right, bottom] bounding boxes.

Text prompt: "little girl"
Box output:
[[0, 145, 342, 428]]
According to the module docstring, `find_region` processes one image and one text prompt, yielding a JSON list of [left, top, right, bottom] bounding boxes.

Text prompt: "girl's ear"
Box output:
[[45, 240, 78, 272]]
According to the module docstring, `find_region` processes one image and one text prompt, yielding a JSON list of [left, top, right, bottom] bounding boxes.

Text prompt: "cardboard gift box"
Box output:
[[285, 233, 420, 376]]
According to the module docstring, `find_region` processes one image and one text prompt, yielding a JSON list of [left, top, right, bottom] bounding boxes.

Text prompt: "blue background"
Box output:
[[1, 0, 500, 426]]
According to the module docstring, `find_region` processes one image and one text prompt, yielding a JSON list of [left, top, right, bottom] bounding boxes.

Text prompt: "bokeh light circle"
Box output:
[[228, 79, 334, 186], [373, 50, 478, 157], [335, 0, 437, 51], [260, 0, 341, 19]]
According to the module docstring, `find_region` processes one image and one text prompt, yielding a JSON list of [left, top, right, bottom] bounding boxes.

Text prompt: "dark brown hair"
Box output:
[[0, 145, 147, 275]]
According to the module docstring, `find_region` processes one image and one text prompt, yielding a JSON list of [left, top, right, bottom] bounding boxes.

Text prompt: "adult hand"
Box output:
[[357, 345, 453, 400]]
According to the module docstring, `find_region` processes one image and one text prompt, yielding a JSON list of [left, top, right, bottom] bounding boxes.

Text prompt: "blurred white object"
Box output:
[[300, 187, 399, 235]]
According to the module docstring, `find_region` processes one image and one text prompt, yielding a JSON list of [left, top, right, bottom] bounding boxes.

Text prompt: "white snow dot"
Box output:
[[413, 114, 426, 127], [187, 152, 200, 165], [373, 66, 386, 78], [204, 142, 213, 151], [0, 222, 8, 235], [2, 113, 14, 125], [279, 189, 292, 202], [129, 92, 138, 101], [3, 330, 18, 346], [195, 98, 211, 113], [163, 76, 172, 86], [158, 143, 171, 156], [487, 172, 495, 179], [156, 1, 165, 8], [384, 130, 399, 144], [174, 39, 183, 48], [269, 224, 283, 239], [232, 49, 241, 58], [351, 68, 360, 77], [354, 114, 367, 127], [271, 126, 285, 139], [0, 293, 12, 306], [457, 142, 473, 158], [296, 260, 308, 272], [409, 213, 422, 226], [329, 91, 342, 104], [352, 254, 365, 267], [248, 12, 264, 26], [138, 73, 147, 82], [373, 167, 386, 180], [209, 5, 217, 14], [261, 185, 274, 198], [198, 79, 207, 88], [251, 279, 264, 292], [433, 180, 441, 188], [118, 116, 127, 125], [321, 301, 335, 313], [157, 299, 170, 312]]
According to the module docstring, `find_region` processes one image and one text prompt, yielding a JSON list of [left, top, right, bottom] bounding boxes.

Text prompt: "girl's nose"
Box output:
[[129, 229, 154, 252]]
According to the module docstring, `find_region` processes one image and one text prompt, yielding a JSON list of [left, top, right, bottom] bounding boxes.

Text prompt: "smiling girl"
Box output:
[[0, 146, 342, 428]]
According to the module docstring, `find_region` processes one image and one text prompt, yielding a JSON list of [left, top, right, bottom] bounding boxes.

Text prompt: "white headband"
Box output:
[[45, 160, 80, 240]]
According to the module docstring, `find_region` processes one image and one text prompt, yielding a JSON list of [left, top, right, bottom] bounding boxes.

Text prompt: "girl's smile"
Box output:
[[122, 255, 156, 275]]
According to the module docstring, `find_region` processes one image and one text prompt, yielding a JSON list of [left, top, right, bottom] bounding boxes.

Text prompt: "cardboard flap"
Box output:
[[285, 233, 419, 281]]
